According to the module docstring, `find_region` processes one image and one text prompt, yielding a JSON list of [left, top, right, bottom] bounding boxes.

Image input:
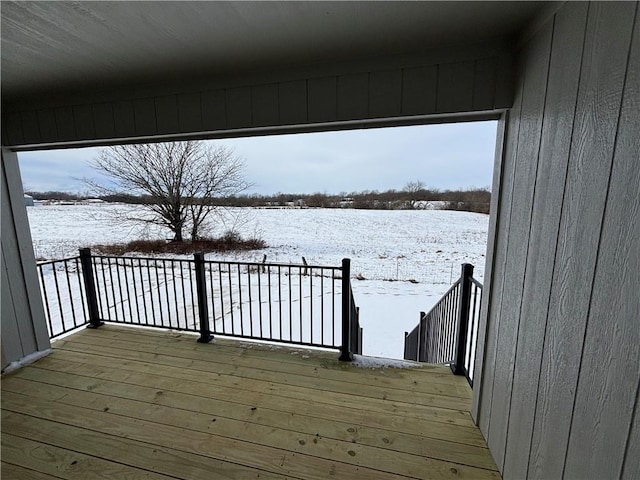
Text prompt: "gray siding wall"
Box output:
[[472, 2, 640, 479], [1, 41, 512, 148], [1, 149, 50, 370]]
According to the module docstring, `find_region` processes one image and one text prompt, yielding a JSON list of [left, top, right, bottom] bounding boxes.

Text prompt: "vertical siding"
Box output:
[[475, 2, 640, 478], [2, 50, 513, 148], [1, 149, 50, 370]]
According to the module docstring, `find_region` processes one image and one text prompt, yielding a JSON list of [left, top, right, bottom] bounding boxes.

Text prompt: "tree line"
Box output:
[[26, 186, 491, 214]]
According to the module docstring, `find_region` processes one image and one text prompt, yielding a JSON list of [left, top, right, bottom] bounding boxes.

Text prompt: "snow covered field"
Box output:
[[27, 204, 489, 359]]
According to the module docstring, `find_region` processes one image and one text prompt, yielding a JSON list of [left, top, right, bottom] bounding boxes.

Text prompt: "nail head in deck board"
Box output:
[[50, 338, 474, 412], [502, 3, 588, 479], [3, 376, 496, 470], [1, 411, 279, 480], [1, 324, 499, 478]]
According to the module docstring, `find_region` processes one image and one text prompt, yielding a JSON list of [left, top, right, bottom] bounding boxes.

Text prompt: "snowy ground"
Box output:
[[27, 204, 488, 359]]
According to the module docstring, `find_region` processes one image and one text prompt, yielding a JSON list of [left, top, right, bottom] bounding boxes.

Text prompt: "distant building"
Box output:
[[24, 194, 34, 207]]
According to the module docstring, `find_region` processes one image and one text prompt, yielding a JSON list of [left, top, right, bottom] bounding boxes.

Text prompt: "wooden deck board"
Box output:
[[1, 325, 499, 479]]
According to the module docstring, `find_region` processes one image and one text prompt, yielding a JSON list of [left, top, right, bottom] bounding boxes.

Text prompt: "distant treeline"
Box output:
[[25, 187, 491, 214]]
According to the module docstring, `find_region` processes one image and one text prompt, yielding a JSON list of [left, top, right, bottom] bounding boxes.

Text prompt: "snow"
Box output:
[[27, 204, 488, 360], [352, 354, 419, 369], [1, 349, 52, 374]]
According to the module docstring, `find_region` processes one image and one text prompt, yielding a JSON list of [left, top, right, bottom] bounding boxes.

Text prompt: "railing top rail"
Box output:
[[37, 256, 81, 266], [204, 258, 342, 270], [422, 278, 460, 319], [91, 253, 342, 271], [470, 277, 483, 289]]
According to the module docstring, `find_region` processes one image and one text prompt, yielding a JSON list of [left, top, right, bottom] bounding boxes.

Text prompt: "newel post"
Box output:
[[339, 258, 353, 361], [79, 248, 104, 329], [451, 263, 474, 375], [193, 253, 213, 343]]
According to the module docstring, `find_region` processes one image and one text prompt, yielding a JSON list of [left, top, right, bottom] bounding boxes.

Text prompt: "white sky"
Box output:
[[18, 121, 497, 195]]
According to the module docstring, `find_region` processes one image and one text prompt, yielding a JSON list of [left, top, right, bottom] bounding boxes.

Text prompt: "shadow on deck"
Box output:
[[1, 325, 499, 479]]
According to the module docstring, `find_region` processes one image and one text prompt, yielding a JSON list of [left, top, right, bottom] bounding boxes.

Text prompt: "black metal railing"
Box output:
[[37, 249, 362, 360], [403, 263, 482, 385], [36, 256, 90, 338]]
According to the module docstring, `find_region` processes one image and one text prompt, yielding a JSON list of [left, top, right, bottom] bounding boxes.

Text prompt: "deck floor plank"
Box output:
[[1, 325, 500, 479]]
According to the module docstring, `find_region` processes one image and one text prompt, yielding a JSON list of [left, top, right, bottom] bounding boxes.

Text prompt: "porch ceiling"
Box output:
[[1, 1, 546, 100]]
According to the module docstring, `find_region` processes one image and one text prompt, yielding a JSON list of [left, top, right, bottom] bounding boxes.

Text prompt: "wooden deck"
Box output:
[[1, 325, 499, 479]]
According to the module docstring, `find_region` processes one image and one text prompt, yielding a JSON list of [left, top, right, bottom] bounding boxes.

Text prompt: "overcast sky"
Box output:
[[18, 121, 497, 195]]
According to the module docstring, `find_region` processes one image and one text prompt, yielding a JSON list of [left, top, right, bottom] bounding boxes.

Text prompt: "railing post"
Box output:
[[418, 311, 426, 362], [194, 253, 213, 343], [339, 258, 353, 361], [79, 248, 103, 329], [451, 263, 474, 375]]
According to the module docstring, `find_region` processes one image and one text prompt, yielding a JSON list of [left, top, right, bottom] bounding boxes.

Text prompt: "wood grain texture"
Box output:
[[502, 4, 588, 478], [621, 381, 640, 480], [471, 112, 506, 424], [0, 324, 500, 479], [564, 8, 640, 477], [2, 433, 176, 480], [476, 52, 526, 439], [0, 149, 50, 367], [1, 461, 66, 480], [487, 21, 552, 471], [529, 4, 636, 478]]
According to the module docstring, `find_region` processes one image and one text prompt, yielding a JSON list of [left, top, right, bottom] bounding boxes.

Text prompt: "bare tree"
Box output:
[[403, 180, 425, 208], [90, 141, 250, 242]]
